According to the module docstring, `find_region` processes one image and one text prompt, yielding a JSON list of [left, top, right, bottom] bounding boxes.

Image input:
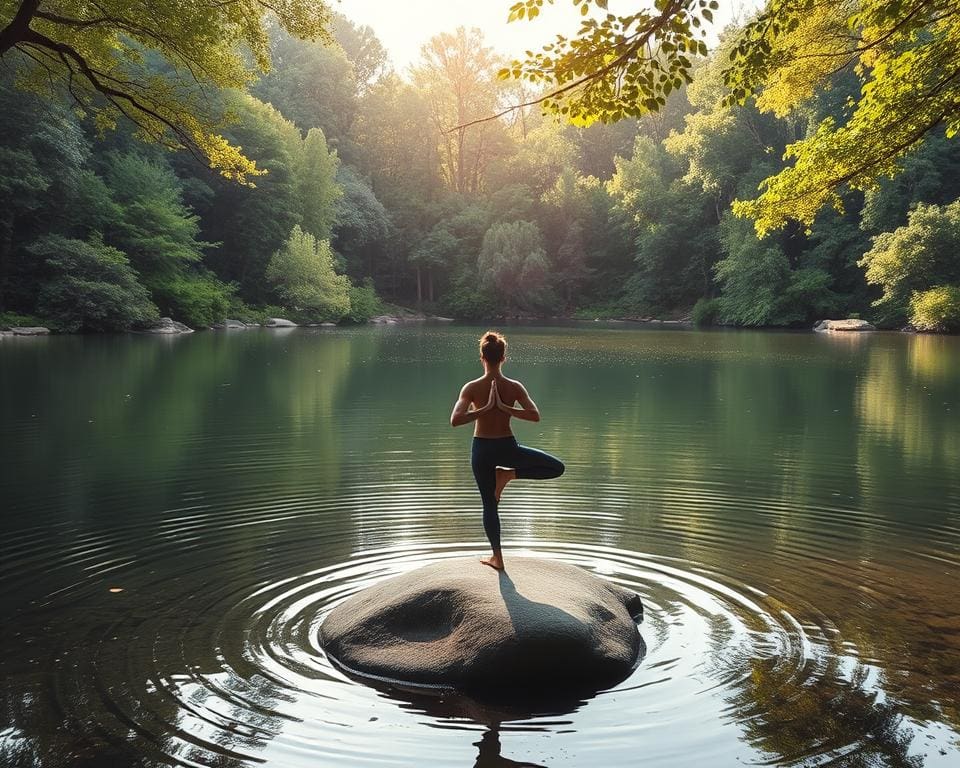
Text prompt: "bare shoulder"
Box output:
[[460, 376, 487, 398], [503, 376, 529, 393]]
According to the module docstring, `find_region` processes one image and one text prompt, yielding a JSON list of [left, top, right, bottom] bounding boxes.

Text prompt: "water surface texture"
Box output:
[[1, 325, 959, 767]]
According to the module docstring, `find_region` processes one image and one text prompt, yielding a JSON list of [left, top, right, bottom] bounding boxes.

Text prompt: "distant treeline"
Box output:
[[2, 16, 959, 332]]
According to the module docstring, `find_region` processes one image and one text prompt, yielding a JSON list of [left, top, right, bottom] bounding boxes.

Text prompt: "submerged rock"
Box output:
[[813, 318, 876, 332], [320, 557, 643, 697], [139, 317, 193, 334], [264, 317, 297, 328]]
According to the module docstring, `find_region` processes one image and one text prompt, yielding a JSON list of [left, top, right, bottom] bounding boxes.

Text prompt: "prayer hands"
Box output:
[[484, 380, 497, 412]]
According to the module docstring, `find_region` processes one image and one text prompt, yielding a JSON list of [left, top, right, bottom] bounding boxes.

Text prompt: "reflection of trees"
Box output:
[[857, 333, 960, 479], [0, 553, 296, 768], [728, 651, 922, 768], [0, 329, 378, 767]]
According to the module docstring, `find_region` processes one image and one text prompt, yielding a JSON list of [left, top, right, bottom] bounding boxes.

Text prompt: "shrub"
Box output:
[[440, 280, 499, 321], [266, 225, 351, 320], [30, 235, 159, 332], [0, 311, 43, 329], [909, 285, 960, 332], [691, 297, 721, 326], [154, 272, 236, 328], [344, 277, 383, 323]]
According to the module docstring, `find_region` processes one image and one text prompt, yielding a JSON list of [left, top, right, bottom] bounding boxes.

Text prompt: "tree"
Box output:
[[200, 95, 301, 300], [294, 128, 342, 241], [266, 225, 351, 319], [252, 24, 360, 160], [714, 214, 839, 326], [0, 0, 330, 182], [608, 136, 717, 312], [502, 1, 960, 237], [859, 201, 960, 326], [499, 0, 716, 125], [0, 73, 89, 310], [30, 235, 158, 331], [330, 13, 388, 92], [102, 152, 207, 287], [477, 220, 554, 312], [910, 285, 960, 332], [726, 2, 960, 234], [413, 27, 507, 195], [331, 165, 389, 279]]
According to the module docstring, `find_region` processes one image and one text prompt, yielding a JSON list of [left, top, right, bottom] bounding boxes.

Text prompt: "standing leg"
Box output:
[[472, 442, 504, 570]]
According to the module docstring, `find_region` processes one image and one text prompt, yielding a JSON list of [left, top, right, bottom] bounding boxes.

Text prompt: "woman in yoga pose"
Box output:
[[449, 331, 565, 570]]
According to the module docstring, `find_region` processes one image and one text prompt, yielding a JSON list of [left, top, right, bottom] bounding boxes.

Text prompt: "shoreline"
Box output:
[[2, 314, 956, 337]]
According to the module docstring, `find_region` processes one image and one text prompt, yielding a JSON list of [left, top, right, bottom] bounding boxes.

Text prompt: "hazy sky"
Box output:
[[337, 0, 765, 74]]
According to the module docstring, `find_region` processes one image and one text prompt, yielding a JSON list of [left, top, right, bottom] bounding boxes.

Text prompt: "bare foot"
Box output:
[[480, 555, 504, 570], [495, 467, 515, 501]]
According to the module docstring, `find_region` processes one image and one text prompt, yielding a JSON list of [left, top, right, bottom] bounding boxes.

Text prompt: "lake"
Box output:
[[1, 324, 958, 767]]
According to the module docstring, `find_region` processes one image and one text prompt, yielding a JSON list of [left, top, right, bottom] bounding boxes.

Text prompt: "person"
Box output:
[[449, 331, 565, 570]]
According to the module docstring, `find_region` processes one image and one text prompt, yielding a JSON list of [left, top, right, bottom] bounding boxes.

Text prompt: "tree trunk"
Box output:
[[0, 226, 10, 312], [428, 268, 434, 303], [0, 0, 41, 56], [416, 265, 422, 307]]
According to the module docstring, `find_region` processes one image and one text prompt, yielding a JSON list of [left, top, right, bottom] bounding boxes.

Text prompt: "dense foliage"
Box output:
[[1, 5, 960, 332], [0, 0, 330, 182]]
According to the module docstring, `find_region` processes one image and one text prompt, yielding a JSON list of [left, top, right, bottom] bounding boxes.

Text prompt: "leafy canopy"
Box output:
[[500, 0, 717, 126], [503, 0, 960, 235], [0, 0, 331, 183]]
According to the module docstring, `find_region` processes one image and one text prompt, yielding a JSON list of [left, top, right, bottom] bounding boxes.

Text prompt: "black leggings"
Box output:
[[471, 436, 565, 550]]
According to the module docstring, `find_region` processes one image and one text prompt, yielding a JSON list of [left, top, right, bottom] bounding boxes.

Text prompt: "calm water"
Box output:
[[1, 325, 959, 768]]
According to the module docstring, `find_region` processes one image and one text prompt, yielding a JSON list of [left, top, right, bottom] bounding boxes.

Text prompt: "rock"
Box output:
[[223, 319, 250, 329], [321, 322, 337, 327], [369, 315, 400, 325], [432, 316, 455, 322], [264, 317, 297, 328], [8, 326, 50, 336], [813, 318, 876, 332], [320, 557, 643, 697], [138, 317, 193, 334]]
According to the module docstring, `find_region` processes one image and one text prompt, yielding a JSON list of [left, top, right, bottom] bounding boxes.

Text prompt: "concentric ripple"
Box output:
[[2, 326, 959, 767]]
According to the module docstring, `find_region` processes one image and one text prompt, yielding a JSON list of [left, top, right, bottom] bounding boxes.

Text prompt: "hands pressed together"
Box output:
[[483, 379, 509, 414]]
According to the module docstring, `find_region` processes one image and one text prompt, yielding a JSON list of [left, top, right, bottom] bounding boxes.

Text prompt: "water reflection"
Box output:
[[0, 327, 958, 766], [474, 727, 549, 768]]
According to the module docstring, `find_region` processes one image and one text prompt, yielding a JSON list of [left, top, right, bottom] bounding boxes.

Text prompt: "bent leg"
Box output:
[[509, 444, 565, 480]]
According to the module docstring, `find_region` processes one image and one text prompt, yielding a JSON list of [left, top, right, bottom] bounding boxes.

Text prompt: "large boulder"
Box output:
[[320, 557, 643, 697], [264, 317, 297, 328], [8, 326, 50, 335], [813, 318, 876, 332]]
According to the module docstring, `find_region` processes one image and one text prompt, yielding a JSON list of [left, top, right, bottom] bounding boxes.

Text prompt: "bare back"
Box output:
[[464, 374, 525, 437]]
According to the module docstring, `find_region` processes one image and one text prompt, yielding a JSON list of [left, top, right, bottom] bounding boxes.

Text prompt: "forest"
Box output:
[[2, 6, 960, 332]]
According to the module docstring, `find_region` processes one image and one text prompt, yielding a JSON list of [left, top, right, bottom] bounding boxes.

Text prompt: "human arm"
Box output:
[[496, 381, 540, 423], [450, 381, 496, 427]]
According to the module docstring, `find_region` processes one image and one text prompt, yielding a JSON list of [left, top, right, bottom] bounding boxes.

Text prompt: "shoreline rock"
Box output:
[[264, 317, 297, 328], [136, 317, 193, 335], [6, 326, 51, 336], [320, 556, 643, 698], [369, 313, 455, 325], [813, 318, 876, 332]]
